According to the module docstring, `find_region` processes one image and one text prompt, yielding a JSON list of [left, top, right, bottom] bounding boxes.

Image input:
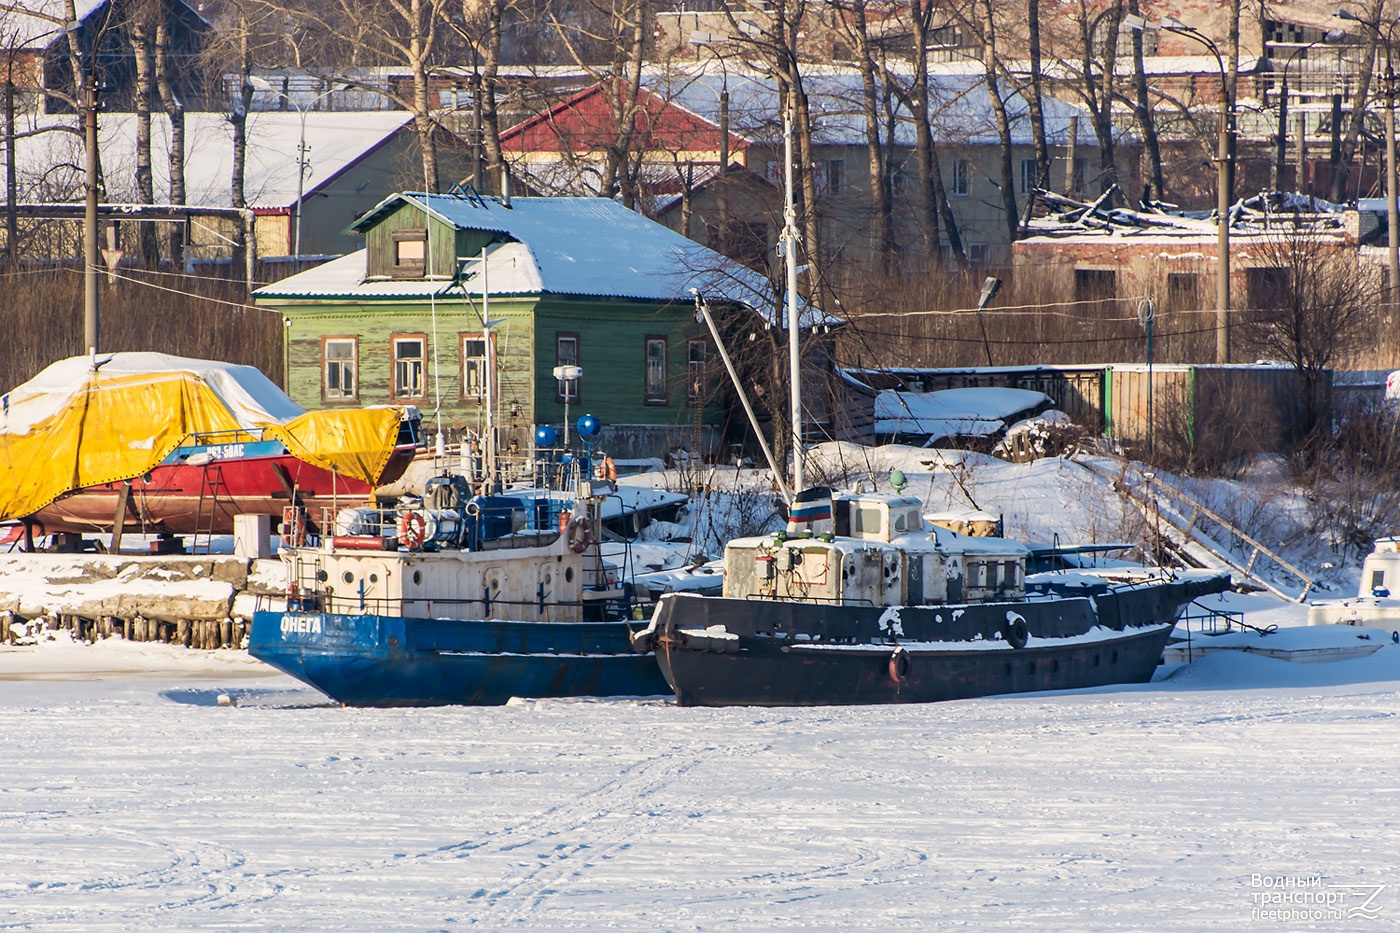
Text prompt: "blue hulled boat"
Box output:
[[249, 480, 670, 706]]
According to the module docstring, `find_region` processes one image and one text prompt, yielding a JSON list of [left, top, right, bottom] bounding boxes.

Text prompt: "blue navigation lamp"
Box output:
[[535, 425, 558, 449], [576, 414, 601, 484]]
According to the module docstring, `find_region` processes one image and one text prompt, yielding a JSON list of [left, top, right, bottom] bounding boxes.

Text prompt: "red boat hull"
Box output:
[[25, 448, 416, 537]]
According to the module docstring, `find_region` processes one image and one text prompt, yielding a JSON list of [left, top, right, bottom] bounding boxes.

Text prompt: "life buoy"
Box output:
[[566, 514, 592, 553], [397, 511, 427, 550], [1001, 615, 1030, 650], [888, 646, 911, 684]]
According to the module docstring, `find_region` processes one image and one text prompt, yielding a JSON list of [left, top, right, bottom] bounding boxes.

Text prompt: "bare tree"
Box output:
[[1331, 0, 1382, 203], [154, 11, 185, 260], [889, 0, 964, 268], [1125, 0, 1162, 201], [124, 0, 160, 265], [452, 0, 511, 193], [1238, 231, 1378, 444], [277, 0, 450, 190], [973, 0, 1018, 239], [543, 0, 652, 206], [831, 0, 895, 271]]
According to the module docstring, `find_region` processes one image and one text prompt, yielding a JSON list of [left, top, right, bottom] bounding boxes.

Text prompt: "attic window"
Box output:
[[392, 228, 427, 277]]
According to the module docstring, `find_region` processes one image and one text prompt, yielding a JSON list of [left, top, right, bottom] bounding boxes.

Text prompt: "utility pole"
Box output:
[[83, 69, 99, 353]]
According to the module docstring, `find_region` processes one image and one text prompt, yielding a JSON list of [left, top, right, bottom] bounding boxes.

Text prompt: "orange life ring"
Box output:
[[566, 514, 592, 553], [888, 646, 911, 684], [397, 511, 427, 550]]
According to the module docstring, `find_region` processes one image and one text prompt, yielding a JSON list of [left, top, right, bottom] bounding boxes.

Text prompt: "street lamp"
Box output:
[[1335, 8, 1400, 315], [247, 75, 345, 271], [553, 365, 581, 447], [1165, 16, 1233, 364], [1270, 31, 1347, 191]]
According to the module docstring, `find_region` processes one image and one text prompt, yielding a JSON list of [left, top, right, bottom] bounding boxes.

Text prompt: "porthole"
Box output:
[[342, 571, 354, 585], [412, 570, 422, 585], [316, 570, 328, 583], [369, 573, 379, 583], [565, 567, 574, 583]]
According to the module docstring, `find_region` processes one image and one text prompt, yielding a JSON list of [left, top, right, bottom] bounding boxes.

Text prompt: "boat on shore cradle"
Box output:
[[1, 352, 422, 543], [248, 420, 672, 706], [632, 486, 1232, 707]]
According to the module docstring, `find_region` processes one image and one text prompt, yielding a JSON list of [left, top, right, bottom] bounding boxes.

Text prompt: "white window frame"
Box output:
[[1020, 157, 1038, 195], [392, 334, 426, 400], [644, 336, 668, 405], [461, 333, 488, 399], [952, 158, 970, 196], [323, 336, 357, 401]]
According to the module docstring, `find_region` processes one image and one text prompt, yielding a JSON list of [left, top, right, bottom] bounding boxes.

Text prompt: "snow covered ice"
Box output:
[[3, 446, 1400, 929], [1, 617, 1398, 931]]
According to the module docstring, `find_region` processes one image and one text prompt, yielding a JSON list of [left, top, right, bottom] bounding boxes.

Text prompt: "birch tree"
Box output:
[[544, 0, 652, 207], [281, 0, 451, 191], [832, 0, 895, 271]]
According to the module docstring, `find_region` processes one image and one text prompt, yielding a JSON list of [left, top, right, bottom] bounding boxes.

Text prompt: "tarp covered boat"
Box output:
[[0, 352, 421, 537]]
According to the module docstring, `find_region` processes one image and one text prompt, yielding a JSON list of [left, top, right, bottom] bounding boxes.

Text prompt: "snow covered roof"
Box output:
[[11, 111, 414, 209], [258, 192, 838, 325], [875, 387, 1051, 440], [646, 64, 1111, 148], [2, 0, 104, 48]]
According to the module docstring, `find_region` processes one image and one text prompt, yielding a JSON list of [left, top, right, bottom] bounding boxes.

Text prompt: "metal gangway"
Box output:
[[1074, 456, 1317, 603]]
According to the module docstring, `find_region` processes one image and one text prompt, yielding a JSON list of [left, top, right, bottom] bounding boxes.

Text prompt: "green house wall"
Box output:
[[530, 296, 711, 430], [268, 294, 719, 441], [261, 195, 726, 453]]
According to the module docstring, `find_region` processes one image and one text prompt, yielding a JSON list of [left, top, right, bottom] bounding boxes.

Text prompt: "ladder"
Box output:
[[192, 465, 227, 555]]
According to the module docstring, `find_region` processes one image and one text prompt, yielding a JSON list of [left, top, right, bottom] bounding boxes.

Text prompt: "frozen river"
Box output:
[[2, 631, 1398, 931]]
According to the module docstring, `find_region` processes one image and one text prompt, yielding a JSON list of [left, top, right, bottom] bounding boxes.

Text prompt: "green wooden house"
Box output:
[[251, 189, 789, 459]]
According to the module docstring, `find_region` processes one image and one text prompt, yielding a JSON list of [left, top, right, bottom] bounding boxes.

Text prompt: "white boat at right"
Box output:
[[1308, 537, 1400, 626]]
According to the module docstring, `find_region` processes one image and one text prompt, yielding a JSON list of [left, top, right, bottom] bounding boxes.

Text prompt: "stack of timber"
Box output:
[[0, 554, 284, 648]]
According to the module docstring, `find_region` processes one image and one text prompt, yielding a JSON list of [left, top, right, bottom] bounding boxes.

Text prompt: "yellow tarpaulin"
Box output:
[[264, 408, 403, 489], [0, 354, 405, 523]]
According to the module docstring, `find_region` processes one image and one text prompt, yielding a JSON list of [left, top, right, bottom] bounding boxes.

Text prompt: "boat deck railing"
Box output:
[[1176, 600, 1245, 637], [742, 592, 878, 607], [297, 502, 568, 554], [286, 590, 632, 621], [180, 427, 267, 447]]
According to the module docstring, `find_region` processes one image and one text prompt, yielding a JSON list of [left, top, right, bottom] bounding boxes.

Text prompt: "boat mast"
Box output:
[[783, 98, 802, 492], [692, 291, 792, 505], [482, 245, 497, 492]]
